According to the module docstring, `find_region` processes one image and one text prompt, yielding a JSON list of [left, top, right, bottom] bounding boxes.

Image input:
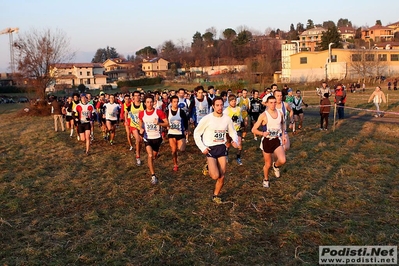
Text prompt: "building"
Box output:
[[361, 25, 394, 42], [103, 58, 135, 82], [298, 27, 327, 52], [338, 26, 356, 41], [387, 21, 399, 34], [141, 57, 169, 78], [50, 63, 107, 91], [281, 44, 399, 82]]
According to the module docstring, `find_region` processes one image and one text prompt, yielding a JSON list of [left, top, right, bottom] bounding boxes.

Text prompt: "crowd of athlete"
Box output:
[[50, 84, 311, 203]]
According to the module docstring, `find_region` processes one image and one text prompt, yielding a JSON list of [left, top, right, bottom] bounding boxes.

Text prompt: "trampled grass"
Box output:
[[1, 90, 399, 265]]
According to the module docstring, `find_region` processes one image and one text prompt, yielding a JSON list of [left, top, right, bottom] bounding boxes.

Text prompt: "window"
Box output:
[[365, 54, 375, 61], [378, 54, 387, 61], [79, 71, 82, 75], [300, 57, 307, 64], [331, 55, 337, 62], [87, 78, 90, 84], [352, 54, 361, 62], [391, 54, 399, 61], [87, 71, 90, 76], [68, 72, 72, 75], [148, 66, 150, 69]]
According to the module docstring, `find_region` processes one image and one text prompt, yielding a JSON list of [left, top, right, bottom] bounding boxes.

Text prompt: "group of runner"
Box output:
[[55, 84, 311, 203]]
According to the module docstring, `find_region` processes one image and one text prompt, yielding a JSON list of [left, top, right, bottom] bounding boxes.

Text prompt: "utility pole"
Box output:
[[0, 27, 19, 74]]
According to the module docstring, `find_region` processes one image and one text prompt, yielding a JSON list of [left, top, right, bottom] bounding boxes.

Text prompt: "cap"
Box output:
[[99, 91, 105, 96], [287, 88, 293, 92], [237, 89, 242, 93], [80, 93, 86, 97]]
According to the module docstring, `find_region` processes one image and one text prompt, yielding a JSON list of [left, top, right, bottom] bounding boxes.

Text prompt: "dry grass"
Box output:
[[1, 90, 399, 265]]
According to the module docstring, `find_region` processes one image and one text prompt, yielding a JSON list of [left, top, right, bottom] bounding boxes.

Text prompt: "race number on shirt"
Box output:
[[213, 130, 226, 142]]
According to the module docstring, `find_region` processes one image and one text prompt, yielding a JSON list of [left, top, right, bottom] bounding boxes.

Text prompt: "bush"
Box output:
[[0, 86, 26, 94], [117, 77, 163, 88]]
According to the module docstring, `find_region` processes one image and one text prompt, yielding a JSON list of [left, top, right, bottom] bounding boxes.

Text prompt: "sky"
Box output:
[[1, 0, 398, 72]]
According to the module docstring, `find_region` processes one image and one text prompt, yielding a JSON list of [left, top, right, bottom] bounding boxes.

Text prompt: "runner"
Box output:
[[139, 94, 169, 185], [96, 92, 107, 140], [63, 96, 75, 138], [74, 94, 95, 155], [167, 95, 189, 171], [103, 94, 121, 145], [194, 96, 238, 204], [126, 90, 144, 166], [72, 93, 81, 140], [223, 94, 243, 165], [121, 94, 134, 150], [292, 90, 308, 132], [248, 90, 264, 140], [189, 85, 212, 127], [238, 88, 250, 141], [274, 90, 293, 151], [251, 95, 286, 188]]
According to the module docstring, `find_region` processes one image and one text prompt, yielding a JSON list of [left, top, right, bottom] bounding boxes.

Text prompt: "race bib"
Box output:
[[267, 129, 281, 139], [170, 121, 181, 130], [213, 130, 226, 142], [146, 123, 158, 131]]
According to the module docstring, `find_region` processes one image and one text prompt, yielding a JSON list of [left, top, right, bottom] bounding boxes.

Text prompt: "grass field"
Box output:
[[1, 90, 399, 265]]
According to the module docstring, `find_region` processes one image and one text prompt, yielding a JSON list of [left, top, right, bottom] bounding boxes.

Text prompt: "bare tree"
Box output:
[[14, 28, 75, 99], [348, 50, 388, 83]]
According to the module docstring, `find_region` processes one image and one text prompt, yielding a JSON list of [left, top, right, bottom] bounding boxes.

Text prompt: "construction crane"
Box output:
[[0, 27, 19, 74]]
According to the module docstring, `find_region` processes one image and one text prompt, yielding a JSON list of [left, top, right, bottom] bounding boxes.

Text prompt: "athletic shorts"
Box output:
[[261, 137, 281, 153], [129, 126, 139, 134], [106, 120, 117, 126], [66, 116, 73, 122], [293, 109, 303, 116], [206, 144, 228, 159], [168, 134, 185, 141], [144, 137, 163, 152], [78, 122, 91, 134]]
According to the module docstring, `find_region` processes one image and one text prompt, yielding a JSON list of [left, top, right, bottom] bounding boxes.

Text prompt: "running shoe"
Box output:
[[273, 163, 280, 178], [151, 175, 158, 185], [110, 140, 113, 145], [129, 146, 134, 151], [77, 135, 80, 141], [173, 165, 178, 171], [236, 158, 243, 166], [263, 180, 270, 188], [212, 195, 223, 204], [254, 136, 258, 141], [202, 163, 208, 176], [136, 157, 141, 166]]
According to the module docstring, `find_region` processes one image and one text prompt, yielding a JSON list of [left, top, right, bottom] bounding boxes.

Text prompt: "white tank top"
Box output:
[[265, 110, 282, 139], [194, 97, 209, 122], [168, 108, 183, 135], [143, 110, 161, 139]]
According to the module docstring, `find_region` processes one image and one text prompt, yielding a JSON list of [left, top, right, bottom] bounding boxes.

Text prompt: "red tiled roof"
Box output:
[[52, 63, 104, 69]]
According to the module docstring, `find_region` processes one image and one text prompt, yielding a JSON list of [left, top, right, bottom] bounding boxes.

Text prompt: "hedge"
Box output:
[[117, 77, 163, 88]]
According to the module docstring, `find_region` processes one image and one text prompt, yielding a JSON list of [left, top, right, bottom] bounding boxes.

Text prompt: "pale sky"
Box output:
[[1, 0, 398, 72]]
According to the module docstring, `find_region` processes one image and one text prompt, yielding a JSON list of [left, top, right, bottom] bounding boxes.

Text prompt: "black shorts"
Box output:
[[66, 116, 73, 122], [206, 144, 228, 159], [168, 134, 185, 141], [144, 137, 163, 152], [78, 123, 91, 134], [106, 120, 118, 126], [293, 109, 303, 116], [261, 137, 281, 153]]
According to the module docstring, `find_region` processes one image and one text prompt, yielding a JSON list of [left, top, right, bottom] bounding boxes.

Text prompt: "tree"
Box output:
[[14, 28, 75, 99], [375, 20, 382, 26], [91, 46, 119, 63], [289, 23, 295, 32], [348, 50, 388, 83], [222, 28, 236, 40], [323, 21, 336, 29], [337, 18, 352, 27], [306, 19, 314, 29], [135, 46, 157, 58], [296, 22, 305, 33], [320, 26, 343, 50]]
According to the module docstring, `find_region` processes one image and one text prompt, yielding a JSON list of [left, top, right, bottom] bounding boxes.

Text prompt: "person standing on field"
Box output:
[[368, 86, 386, 117], [320, 93, 331, 130]]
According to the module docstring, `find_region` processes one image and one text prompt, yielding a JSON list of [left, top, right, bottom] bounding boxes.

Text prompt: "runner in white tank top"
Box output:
[[251, 95, 286, 189]]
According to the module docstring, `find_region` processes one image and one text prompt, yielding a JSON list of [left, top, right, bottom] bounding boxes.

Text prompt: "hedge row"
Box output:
[[0, 86, 27, 93], [117, 77, 163, 88]]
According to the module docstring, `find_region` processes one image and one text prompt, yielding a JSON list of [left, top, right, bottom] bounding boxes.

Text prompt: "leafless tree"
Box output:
[[14, 28, 75, 99], [348, 50, 388, 83]]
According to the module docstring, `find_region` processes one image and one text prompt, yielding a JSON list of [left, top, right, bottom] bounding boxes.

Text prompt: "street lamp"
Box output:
[[326, 42, 334, 81], [0, 27, 19, 74]]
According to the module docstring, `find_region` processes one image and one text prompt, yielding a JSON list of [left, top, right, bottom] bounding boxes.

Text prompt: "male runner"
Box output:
[[223, 94, 243, 165], [103, 94, 121, 145], [194, 97, 238, 204], [252, 96, 286, 188], [139, 94, 169, 185], [74, 94, 95, 155], [126, 91, 144, 166]]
